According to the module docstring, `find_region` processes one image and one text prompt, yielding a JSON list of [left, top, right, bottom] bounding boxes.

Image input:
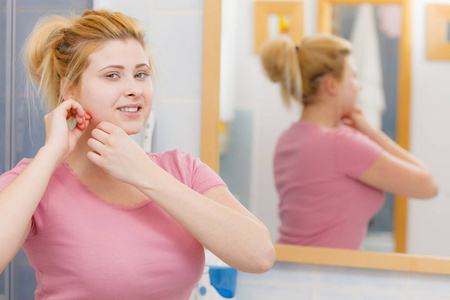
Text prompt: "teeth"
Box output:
[[119, 107, 139, 112]]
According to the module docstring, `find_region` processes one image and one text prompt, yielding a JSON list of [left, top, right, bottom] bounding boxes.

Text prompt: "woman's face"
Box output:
[[74, 38, 153, 135], [339, 55, 362, 116]]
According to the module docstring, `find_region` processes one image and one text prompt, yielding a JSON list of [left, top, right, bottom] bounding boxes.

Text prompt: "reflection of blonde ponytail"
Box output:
[[260, 35, 302, 107], [23, 10, 150, 111], [260, 34, 352, 106]]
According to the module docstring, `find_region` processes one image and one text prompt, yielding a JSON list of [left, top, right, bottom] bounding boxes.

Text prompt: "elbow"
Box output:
[[247, 242, 276, 274], [419, 179, 439, 199], [258, 244, 277, 273], [414, 173, 439, 199]]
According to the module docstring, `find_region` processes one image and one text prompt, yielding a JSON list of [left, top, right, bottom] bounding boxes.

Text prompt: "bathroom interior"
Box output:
[[1, 0, 450, 299]]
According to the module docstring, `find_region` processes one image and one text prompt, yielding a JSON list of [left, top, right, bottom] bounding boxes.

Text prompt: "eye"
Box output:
[[105, 73, 119, 79], [135, 71, 149, 79]]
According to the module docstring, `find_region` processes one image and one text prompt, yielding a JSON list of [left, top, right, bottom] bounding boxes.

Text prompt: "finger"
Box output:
[[86, 151, 103, 167], [96, 121, 121, 134], [66, 99, 86, 116], [91, 128, 109, 143], [71, 123, 87, 141], [73, 115, 85, 129], [87, 137, 106, 154]]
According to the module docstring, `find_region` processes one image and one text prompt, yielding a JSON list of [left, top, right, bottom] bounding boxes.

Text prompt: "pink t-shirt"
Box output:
[[274, 122, 385, 249], [0, 149, 226, 300]]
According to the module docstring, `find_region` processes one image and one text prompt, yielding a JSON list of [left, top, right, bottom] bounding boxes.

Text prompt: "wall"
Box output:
[[407, 0, 450, 256], [236, 261, 450, 299], [94, 0, 204, 158]]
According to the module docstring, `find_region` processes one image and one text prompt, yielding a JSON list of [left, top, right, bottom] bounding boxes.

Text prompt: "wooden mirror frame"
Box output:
[[200, 0, 450, 275], [201, 0, 222, 174]]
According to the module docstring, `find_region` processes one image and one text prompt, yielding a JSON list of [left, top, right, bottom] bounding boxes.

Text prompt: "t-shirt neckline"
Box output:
[[60, 160, 153, 211]]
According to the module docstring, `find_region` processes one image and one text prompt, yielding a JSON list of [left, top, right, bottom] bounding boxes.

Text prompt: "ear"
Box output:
[[322, 75, 339, 96], [60, 77, 77, 101]]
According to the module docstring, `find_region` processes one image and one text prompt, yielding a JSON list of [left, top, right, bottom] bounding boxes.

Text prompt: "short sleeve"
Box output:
[[151, 150, 227, 195], [334, 126, 383, 178], [181, 152, 228, 194], [0, 159, 48, 239]]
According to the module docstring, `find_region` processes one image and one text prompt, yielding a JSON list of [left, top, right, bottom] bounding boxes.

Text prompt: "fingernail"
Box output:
[[83, 120, 86, 129], [86, 112, 92, 119]]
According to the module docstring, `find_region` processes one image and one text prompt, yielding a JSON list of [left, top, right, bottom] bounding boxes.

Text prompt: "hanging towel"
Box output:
[[350, 4, 386, 129]]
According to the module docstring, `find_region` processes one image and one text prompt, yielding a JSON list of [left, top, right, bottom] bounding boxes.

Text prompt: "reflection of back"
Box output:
[[350, 4, 386, 129]]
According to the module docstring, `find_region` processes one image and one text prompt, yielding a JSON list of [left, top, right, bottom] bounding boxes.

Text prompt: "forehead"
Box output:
[[86, 39, 149, 68]]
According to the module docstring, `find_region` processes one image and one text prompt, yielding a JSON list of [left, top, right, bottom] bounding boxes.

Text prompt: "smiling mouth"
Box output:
[[118, 107, 140, 113]]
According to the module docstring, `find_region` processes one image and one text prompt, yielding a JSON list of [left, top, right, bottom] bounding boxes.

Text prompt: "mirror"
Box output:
[[216, 0, 411, 253]]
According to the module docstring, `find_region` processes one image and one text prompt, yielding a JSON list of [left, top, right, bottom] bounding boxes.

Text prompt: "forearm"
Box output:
[[0, 146, 62, 272], [137, 164, 275, 273], [364, 127, 427, 169]]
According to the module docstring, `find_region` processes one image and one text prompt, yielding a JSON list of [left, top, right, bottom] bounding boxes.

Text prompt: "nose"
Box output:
[[124, 79, 143, 98]]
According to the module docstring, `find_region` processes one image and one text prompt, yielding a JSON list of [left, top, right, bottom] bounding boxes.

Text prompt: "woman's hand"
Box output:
[[86, 121, 151, 185], [341, 106, 375, 135], [44, 99, 90, 160]]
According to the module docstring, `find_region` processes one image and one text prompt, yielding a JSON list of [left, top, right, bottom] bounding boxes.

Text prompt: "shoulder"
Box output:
[[147, 149, 204, 181], [148, 149, 198, 169], [148, 149, 226, 193], [334, 125, 364, 138], [332, 126, 383, 176], [333, 125, 377, 147]]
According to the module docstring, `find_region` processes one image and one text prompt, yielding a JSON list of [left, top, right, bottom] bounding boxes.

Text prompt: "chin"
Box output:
[[125, 127, 144, 136]]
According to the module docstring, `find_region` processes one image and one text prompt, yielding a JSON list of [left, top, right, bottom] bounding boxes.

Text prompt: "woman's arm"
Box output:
[[87, 122, 276, 274], [345, 108, 438, 199], [0, 100, 89, 273], [144, 178, 275, 274], [0, 147, 60, 273]]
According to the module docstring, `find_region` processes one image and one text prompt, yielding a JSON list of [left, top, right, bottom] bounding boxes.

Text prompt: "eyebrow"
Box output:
[[98, 63, 150, 72]]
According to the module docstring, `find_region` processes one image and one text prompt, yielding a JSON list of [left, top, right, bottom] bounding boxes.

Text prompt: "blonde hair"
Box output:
[[24, 10, 151, 111], [260, 33, 352, 107]]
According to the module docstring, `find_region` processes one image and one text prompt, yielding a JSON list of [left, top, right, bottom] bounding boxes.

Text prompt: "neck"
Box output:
[[64, 128, 113, 181], [300, 97, 341, 128]]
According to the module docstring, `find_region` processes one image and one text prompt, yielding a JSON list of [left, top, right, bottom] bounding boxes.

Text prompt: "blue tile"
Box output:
[[17, 0, 92, 9]]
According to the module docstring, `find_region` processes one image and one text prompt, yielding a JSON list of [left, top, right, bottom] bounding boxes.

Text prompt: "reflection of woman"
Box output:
[[260, 34, 438, 249], [0, 10, 275, 299]]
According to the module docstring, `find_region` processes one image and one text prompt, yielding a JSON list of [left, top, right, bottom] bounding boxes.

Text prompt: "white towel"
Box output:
[[350, 4, 386, 129]]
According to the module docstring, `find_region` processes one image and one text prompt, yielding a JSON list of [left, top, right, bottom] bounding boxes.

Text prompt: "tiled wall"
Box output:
[[94, 0, 204, 157], [236, 261, 450, 299], [219, 109, 253, 208]]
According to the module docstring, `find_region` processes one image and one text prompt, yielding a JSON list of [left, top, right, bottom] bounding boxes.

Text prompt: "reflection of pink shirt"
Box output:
[[274, 122, 385, 249], [0, 149, 226, 300]]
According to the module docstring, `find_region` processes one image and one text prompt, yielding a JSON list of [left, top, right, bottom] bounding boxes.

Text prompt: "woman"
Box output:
[[0, 10, 275, 299], [260, 34, 438, 249]]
